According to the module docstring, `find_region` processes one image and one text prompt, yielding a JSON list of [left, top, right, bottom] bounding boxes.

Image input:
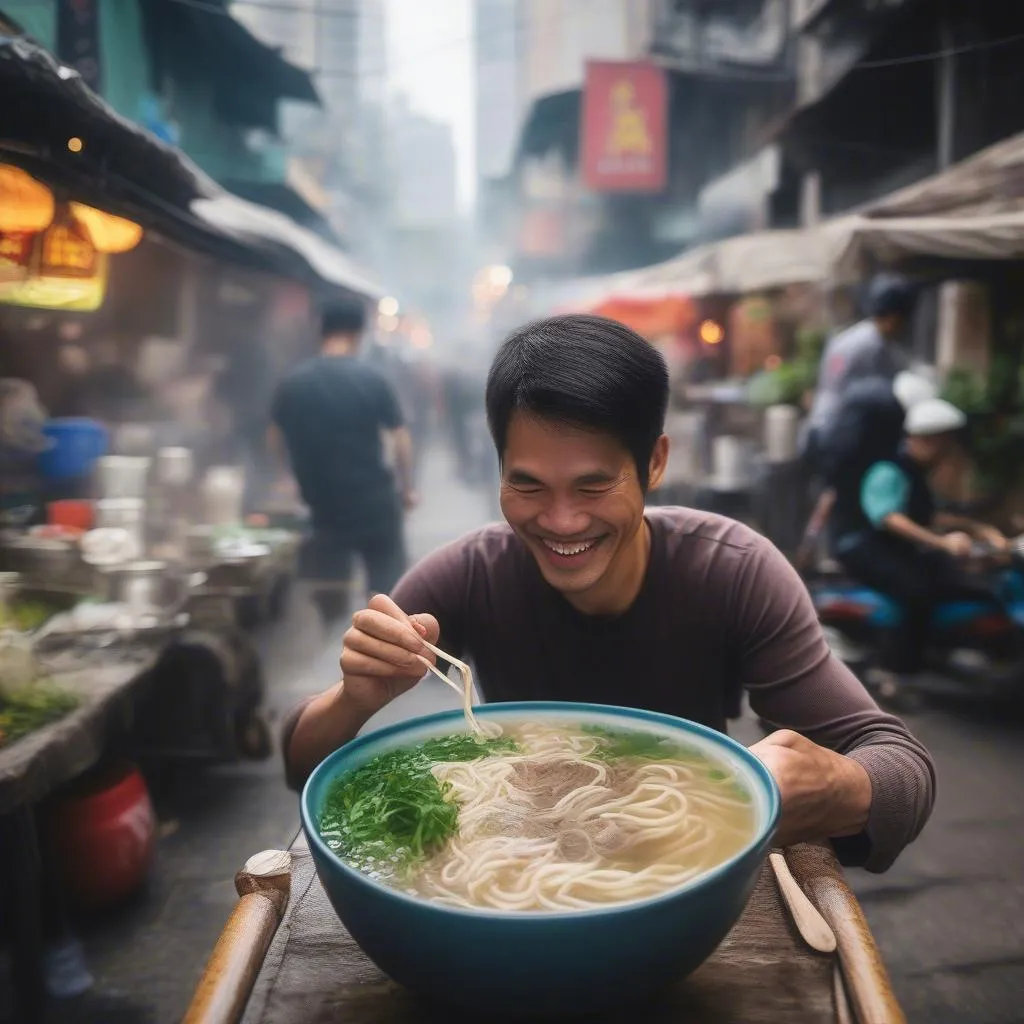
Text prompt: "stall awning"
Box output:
[[142, 0, 319, 135], [584, 223, 850, 301], [0, 34, 379, 300], [831, 211, 1024, 279], [862, 132, 1024, 219], [192, 194, 382, 298], [514, 89, 581, 167]]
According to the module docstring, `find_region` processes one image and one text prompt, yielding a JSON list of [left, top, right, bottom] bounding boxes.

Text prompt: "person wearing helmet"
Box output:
[[829, 395, 1009, 678], [794, 371, 938, 571]]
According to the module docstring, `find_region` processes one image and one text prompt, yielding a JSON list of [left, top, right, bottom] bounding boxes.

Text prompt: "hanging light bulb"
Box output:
[[68, 202, 143, 254], [0, 164, 55, 233]]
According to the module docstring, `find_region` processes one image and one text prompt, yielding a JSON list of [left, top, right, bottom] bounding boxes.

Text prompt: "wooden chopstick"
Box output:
[[833, 961, 855, 1024]]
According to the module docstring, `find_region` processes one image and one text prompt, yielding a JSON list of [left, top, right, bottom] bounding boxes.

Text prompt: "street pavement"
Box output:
[[49, 440, 1024, 1024]]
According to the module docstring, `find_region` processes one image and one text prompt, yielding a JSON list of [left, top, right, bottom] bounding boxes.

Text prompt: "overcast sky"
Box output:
[[386, 0, 474, 206]]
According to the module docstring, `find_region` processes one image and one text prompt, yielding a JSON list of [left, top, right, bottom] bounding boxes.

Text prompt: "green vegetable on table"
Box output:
[[0, 599, 57, 633], [0, 684, 79, 747], [319, 733, 518, 878]]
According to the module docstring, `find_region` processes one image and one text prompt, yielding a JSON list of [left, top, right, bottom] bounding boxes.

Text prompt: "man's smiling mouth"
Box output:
[[539, 537, 603, 557]]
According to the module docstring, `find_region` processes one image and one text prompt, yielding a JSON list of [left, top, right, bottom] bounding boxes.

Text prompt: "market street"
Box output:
[[46, 441, 1024, 1024]]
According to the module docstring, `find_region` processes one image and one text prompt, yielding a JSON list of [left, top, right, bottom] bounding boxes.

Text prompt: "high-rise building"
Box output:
[[232, 0, 391, 259], [519, 0, 652, 104], [230, 1, 318, 71], [473, 0, 521, 182], [389, 95, 459, 230]]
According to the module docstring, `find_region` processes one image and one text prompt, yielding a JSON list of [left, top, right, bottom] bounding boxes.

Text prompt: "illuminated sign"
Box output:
[[581, 62, 668, 194]]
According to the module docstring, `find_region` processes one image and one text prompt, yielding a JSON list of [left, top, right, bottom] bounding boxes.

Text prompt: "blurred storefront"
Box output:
[[0, 34, 379, 496]]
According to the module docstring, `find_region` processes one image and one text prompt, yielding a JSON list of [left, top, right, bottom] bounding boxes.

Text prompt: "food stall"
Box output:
[[568, 227, 844, 529]]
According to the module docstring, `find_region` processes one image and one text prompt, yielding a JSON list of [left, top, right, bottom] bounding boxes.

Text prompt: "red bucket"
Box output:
[[46, 499, 95, 532], [43, 760, 157, 913]]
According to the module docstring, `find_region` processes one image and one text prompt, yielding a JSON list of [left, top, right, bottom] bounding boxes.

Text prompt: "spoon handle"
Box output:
[[770, 852, 838, 954]]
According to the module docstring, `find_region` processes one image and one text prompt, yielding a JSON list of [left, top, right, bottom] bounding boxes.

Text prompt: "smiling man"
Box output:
[[284, 315, 935, 872]]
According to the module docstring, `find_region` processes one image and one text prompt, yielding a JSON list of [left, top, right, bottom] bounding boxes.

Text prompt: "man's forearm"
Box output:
[[883, 512, 947, 550], [285, 683, 373, 790], [267, 423, 291, 478], [934, 511, 989, 538], [392, 427, 415, 495], [827, 755, 873, 837]]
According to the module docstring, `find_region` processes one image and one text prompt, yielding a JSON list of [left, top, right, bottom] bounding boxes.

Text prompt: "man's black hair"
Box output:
[[321, 300, 367, 337], [485, 314, 669, 490]]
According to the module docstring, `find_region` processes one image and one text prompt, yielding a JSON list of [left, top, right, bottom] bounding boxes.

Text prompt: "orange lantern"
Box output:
[[0, 164, 55, 233], [69, 202, 143, 254], [40, 219, 98, 278]]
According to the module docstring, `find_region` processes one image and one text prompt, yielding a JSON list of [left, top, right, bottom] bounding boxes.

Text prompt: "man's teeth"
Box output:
[[543, 539, 596, 556]]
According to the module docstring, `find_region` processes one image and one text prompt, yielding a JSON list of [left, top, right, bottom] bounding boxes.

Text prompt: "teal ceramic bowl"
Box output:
[[301, 702, 780, 1017]]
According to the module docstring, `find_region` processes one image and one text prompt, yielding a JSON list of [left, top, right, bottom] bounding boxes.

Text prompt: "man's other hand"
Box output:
[[750, 729, 872, 848]]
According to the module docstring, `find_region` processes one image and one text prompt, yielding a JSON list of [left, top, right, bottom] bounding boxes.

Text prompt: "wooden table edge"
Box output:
[[183, 841, 906, 1024], [786, 842, 906, 1024]]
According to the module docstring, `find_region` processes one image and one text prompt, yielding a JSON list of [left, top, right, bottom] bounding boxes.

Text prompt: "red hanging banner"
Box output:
[[580, 61, 668, 194]]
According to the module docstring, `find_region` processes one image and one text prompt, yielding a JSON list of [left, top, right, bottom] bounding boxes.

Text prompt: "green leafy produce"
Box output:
[[942, 358, 1024, 495], [0, 599, 57, 633], [319, 733, 519, 878], [746, 327, 827, 408], [0, 685, 79, 747]]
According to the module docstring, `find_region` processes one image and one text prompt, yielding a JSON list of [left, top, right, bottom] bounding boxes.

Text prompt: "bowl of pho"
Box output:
[[301, 702, 780, 1016]]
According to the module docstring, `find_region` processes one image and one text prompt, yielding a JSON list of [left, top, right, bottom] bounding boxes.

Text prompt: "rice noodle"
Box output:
[[416, 639, 501, 738], [403, 722, 755, 912]]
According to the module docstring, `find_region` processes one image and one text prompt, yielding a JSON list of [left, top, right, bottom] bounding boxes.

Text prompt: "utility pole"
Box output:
[[936, 0, 956, 169]]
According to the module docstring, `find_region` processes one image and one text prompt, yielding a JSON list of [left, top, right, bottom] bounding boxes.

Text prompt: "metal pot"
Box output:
[[98, 561, 205, 613], [2, 536, 81, 578], [155, 447, 194, 487], [97, 456, 151, 499]]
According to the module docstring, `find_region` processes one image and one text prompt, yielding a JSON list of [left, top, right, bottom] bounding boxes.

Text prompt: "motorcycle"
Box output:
[[804, 536, 1024, 708]]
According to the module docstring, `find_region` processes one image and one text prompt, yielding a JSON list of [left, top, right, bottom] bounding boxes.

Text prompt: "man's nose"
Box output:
[[536, 497, 589, 536]]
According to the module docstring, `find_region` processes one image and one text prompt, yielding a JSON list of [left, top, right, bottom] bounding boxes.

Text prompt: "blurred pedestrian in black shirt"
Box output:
[[269, 301, 416, 625]]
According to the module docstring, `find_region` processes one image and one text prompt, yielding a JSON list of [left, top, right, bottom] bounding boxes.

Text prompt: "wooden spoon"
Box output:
[[770, 852, 838, 954]]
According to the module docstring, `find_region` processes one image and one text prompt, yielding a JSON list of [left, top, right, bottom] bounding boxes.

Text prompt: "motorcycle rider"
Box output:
[[827, 389, 1010, 683], [795, 370, 938, 571]]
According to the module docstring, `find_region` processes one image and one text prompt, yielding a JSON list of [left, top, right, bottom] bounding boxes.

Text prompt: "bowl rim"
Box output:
[[301, 701, 781, 921]]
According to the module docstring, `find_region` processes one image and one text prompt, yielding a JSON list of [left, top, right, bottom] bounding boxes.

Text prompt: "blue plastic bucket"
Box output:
[[37, 419, 109, 480]]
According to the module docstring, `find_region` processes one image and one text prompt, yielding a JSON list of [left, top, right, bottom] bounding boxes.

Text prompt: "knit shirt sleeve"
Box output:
[[734, 535, 936, 872]]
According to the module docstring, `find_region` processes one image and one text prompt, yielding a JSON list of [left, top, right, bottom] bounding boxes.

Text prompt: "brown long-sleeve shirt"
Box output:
[[284, 508, 935, 872]]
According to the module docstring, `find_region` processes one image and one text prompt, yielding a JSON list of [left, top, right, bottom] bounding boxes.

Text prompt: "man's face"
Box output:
[[906, 431, 956, 468], [499, 412, 667, 605], [876, 313, 906, 341]]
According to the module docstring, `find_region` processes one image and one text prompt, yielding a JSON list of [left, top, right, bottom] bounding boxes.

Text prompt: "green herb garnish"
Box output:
[[582, 724, 699, 762], [319, 733, 518, 879]]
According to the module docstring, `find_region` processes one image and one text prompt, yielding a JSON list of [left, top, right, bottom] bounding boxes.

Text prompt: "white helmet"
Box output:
[[893, 370, 939, 410], [905, 398, 967, 437]]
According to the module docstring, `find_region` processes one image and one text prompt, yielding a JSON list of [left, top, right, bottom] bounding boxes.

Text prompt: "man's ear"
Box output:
[[647, 434, 669, 491]]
